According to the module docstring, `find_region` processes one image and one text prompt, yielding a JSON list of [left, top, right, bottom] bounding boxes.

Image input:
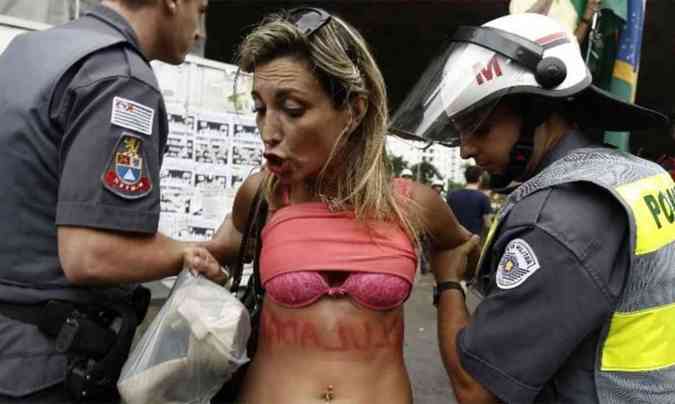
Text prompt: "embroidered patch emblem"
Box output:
[[102, 133, 153, 199], [496, 238, 541, 289], [110, 96, 154, 135]]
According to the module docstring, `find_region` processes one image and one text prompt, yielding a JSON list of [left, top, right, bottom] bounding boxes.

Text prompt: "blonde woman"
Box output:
[[208, 8, 475, 404]]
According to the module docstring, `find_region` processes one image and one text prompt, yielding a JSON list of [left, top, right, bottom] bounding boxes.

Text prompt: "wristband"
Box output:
[[433, 281, 465, 306]]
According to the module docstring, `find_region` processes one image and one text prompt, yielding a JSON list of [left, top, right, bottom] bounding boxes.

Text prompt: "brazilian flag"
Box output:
[[572, 0, 646, 151]]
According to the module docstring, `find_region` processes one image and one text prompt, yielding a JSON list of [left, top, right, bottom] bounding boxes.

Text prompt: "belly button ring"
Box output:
[[322, 385, 335, 402]]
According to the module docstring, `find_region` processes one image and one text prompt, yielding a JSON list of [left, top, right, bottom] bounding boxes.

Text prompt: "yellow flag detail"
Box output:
[[615, 173, 675, 255]]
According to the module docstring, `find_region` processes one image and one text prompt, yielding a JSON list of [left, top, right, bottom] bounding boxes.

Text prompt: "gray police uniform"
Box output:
[[0, 5, 167, 399], [462, 131, 675, 403]]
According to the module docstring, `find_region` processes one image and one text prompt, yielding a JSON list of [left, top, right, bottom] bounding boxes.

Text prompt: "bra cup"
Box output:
[[265, 272, 328, 307], [264, 271, 412, 310], [344, 273, 412, 310]]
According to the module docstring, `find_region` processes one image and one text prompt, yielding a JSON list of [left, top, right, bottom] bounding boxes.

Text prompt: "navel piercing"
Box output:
[[322, 385, 335, 402]]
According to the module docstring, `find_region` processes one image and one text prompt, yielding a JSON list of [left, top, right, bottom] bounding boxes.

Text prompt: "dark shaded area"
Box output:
[[629, 0, 675, 160], [205, 0, 674, 158]]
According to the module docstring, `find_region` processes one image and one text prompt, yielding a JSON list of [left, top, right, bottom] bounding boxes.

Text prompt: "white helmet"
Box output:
[[390, 13, 667, 146]]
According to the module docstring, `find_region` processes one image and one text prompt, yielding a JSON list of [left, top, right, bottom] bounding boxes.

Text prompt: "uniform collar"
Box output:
[[85, 4, 145, 59], [533, 130, 602, 175]]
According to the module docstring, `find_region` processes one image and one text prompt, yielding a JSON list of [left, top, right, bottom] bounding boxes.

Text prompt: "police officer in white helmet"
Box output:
[[391, 12, 674, 404]]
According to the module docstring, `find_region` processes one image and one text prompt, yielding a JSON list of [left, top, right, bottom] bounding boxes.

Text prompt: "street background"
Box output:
[[404, 273, 457, 404]]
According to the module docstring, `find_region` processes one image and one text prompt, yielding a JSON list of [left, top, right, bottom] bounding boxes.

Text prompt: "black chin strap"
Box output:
[[490, 97, 553, 192], [489, 139, 534, 192]]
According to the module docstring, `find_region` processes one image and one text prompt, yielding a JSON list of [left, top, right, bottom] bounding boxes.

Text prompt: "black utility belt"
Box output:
[[0, 300, 117, 357], [0, 295, 148, 402]]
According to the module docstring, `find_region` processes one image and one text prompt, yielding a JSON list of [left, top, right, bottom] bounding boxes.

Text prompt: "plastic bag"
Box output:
[[117, 268, 251, 404]]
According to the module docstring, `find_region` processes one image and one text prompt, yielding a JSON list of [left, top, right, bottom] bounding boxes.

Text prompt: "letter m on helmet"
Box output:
[[473, 56, 503, 85]]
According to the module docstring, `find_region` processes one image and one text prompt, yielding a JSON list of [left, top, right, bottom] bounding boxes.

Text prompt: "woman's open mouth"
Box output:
[[264, 153, 287, 175]]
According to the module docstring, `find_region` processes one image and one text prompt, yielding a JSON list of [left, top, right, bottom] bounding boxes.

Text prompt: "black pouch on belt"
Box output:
[[35, 286, 150, 402], [0, 286, 151, 402], [38, 301, 116, 358]]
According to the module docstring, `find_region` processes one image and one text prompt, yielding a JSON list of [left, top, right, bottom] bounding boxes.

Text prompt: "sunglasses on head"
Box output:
[[288, 7, 332, 37]]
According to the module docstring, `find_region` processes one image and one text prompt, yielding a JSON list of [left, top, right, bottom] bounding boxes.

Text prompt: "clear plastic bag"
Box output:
[[117, 268, 251, 404]]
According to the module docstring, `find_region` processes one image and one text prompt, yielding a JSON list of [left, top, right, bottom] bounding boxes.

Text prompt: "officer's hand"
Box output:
[[184, 246, 229, 285], [433, 235, 481, 282]]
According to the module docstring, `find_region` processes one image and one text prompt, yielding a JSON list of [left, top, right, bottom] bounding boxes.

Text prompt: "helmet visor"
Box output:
[[390, 40, 504, 146]]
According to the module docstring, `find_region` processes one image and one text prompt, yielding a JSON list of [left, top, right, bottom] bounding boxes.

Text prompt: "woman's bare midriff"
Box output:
[[237, 295, 412, 404]]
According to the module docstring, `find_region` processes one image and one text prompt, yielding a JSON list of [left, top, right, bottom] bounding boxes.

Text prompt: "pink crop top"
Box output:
[[260, 179, 417, 311]]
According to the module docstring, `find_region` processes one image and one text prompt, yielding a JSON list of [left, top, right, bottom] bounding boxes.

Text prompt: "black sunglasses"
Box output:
[[288, 7, 332, 37]]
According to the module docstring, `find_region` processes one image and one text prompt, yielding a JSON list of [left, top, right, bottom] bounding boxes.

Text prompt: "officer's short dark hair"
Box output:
[[465, 165, 483, 183], [115, 0, 156, 9]]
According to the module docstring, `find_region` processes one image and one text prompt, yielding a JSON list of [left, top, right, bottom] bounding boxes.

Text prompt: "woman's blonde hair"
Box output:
[[237, 9, 421, 243]]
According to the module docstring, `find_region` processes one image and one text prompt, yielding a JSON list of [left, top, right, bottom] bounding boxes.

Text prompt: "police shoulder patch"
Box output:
[[102, 133, 153, 199], [496, 238, 541, 290]]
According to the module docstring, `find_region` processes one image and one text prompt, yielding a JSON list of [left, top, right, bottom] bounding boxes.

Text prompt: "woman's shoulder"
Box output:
[[232, 171, 268, 232]]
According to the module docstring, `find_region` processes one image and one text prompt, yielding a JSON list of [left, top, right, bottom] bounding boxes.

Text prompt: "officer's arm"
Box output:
[[438, 295, 497, 403], [414, 183, 498, 403], [52, 59, 225, 284], [433, 240, 497, 404], [59, 227, 193, 284]]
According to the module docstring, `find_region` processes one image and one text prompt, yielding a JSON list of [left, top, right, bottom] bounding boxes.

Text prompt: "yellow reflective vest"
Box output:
[[473, 147, 675, 403]]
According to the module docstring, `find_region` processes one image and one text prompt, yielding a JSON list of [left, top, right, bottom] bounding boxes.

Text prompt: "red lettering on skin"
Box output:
[[385, 316, 404, 348], [323, 321, 352, 352], [260, 310, 278, 345], [349, 322, 370, 351], [346, 318, 405, 351], [275, 316, 298, 345], [262, 312, 299, 345], [365, 321, 389, 349], [300, 322, 322, 349], [260, 311, 405, 352]]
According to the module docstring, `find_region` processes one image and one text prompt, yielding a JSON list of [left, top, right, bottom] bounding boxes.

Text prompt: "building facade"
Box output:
[[387, 135, 468, 185]]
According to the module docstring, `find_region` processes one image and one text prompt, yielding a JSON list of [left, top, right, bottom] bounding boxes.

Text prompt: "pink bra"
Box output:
[[265, 271, 412, 311], [260, 178, 417, 311]]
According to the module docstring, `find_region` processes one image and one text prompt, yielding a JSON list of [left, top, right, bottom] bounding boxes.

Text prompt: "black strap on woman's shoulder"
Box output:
[[230, 180, 268, 300], [251, 197, 267, 297]]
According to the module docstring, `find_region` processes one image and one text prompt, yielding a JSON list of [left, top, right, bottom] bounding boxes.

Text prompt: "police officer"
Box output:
[[391, 13, 674, 404], [0, 1, 224, 402]]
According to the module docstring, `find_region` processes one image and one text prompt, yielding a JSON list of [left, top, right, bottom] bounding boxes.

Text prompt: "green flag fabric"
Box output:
[[510, 0, 644, 152], [604, 0, 645, 150], [572, 0, 637, 151]]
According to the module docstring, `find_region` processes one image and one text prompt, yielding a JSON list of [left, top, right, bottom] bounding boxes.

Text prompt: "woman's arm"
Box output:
[[411, 181, 472, 250], [205, 171, 267, 265]]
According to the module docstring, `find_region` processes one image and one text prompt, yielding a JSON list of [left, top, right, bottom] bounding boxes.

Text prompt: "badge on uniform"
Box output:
[[496, 238, 541, 289], [111, 96, 155, 135], [102, 133, 153, 199]]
